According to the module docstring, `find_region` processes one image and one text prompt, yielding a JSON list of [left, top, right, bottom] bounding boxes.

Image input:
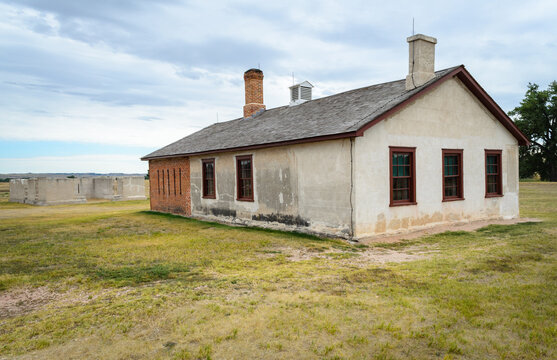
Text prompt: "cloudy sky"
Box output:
[[0, 0, 555, 174]]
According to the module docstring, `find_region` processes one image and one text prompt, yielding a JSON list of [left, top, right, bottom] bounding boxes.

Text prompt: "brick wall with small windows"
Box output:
[[148, 157, 191, 216]]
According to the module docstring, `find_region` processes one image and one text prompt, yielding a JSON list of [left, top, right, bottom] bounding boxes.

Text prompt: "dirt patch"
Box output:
[[258, 246, 337, 261], [0, 286, 138, 319], [0, 286, 60, 318], [261, 245, 434, 265], [360, 217, 542, 244], [345, 247, 435, 267]]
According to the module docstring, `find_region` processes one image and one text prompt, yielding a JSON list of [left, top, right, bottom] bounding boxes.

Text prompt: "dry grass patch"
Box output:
[[0, 182, 555, 359]]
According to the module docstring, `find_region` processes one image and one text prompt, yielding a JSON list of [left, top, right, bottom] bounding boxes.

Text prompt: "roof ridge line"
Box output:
[[306, 66, 461, 112], [185, 66, 463, 130]]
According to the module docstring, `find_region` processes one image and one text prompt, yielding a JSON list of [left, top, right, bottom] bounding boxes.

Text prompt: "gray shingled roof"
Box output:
[[142, 66, 460, 160]]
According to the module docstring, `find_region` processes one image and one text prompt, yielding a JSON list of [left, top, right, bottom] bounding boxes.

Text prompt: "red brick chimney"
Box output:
[[243, 68, 265, 118]]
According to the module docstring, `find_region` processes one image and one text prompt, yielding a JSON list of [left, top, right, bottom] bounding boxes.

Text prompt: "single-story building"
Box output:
[[141, 34, 529, 239]]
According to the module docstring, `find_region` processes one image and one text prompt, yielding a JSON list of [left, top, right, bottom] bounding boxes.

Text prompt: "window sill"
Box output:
[[237, 198, 254, 202], [389, 201, 417, 207], [485, 194, 503, 198], [442, 197, 465, 202], [202, 195, 216, 199]]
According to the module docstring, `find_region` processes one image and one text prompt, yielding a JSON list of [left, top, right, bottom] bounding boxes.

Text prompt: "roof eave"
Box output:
[[141, 131, 358, 161], [454, 68, 530, 146]]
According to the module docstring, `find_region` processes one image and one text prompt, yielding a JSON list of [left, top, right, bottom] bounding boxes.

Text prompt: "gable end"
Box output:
[[355, 66, 530, 146]]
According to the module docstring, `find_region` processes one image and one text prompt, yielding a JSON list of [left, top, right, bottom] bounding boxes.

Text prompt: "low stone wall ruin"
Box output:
[[9, 176, 146, 205]]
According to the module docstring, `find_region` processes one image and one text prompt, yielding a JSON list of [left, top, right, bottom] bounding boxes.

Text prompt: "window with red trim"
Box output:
[[389, 147, 416, 206], [442, 149, 463, 201], [202, 159, 215, 198], [236, 155, 253, 201], [485, 150, 502, 197]]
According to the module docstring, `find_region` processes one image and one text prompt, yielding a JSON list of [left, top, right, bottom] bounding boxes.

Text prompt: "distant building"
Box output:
[[142, 34, 529, 239]]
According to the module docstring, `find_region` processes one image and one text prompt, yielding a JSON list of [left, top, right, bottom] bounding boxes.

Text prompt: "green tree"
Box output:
[[509, 81, 557, 181]]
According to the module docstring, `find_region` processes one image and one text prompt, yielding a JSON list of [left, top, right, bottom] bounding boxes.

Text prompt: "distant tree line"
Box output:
[[509, 81, 557, 181]]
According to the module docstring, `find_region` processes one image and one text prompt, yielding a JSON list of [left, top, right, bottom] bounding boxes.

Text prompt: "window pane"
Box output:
[[444, 155, 459, 176], [204, 162, 214, 179], [240, 159, 251, 179], [393, 178, 409, 191], [487, 183, 496, 194], [487, 155, 497, 165], [397, 154, 409, 165], [205, 179, 214, 196], [444, 177, 458, 197], [487, 174, 498, 194], [393, 189, 409, 201], [393, 153, 411, 178], [393, 153, 409, 166], [240, 179, 252, 198], [394, 190, 401, 200], [392, 154, 399, 165], [487, 163, 497, 175]]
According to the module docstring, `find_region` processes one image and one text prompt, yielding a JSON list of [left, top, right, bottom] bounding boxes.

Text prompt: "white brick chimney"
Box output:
[[405, 34, 437, 90]]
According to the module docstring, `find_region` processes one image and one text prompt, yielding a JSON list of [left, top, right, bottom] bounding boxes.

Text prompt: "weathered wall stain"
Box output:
[[211, 208, 237, 218], [188, 140, 352, 237], [252, 213, 309, 227]]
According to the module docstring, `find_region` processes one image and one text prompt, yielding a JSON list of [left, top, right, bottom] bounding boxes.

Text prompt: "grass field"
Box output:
[[0, 182, 555, 359]]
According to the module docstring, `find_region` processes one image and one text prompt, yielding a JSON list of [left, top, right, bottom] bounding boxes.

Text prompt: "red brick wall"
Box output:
[[243, 69, 265, 118], [148, 157, 191, 216]]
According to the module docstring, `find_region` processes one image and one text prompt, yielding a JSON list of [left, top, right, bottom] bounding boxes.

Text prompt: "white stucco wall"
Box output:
[[353, 77, 520, 238], [189, 139, 353, 237]]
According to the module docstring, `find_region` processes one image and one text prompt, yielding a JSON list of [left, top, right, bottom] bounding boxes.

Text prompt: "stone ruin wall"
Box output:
[[9, 176, 146, 205]]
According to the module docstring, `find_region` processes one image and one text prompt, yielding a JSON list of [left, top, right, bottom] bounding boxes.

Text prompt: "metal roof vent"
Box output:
[[289, 81, 313, 106]]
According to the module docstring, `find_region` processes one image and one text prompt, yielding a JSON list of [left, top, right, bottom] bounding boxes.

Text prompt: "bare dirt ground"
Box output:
[[0, 286, 60, 318], [261, 243, 436, 265], [0, 286, 138, 319], [360, 217, 542, 244]]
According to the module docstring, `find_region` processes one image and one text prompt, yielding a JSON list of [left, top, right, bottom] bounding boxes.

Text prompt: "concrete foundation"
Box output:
[[9, 176, 146, 205]]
